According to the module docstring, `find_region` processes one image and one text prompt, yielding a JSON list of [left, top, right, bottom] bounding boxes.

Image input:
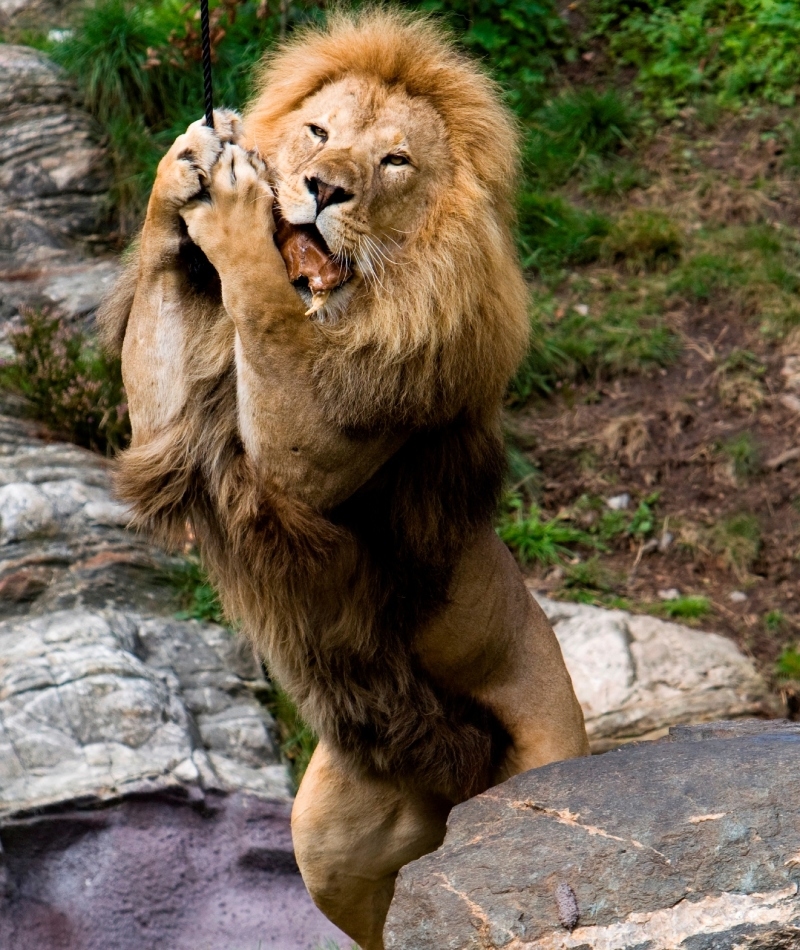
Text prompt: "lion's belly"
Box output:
[[233, 330, 402, 509]]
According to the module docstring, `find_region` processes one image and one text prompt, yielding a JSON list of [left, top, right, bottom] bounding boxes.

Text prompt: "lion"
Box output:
[[98, 10, 588, 948]]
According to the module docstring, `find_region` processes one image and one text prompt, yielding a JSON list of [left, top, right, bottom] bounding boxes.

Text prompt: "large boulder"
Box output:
[[0, 413, 347, 948], [386, 719, 800, 950], [535, 593, 779, 751]]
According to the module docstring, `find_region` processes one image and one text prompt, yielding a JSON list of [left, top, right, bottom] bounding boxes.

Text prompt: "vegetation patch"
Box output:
[[0, 310, 129, 453]]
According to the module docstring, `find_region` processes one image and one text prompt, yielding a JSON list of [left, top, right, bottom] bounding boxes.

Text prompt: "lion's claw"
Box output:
[[150, 109, 245, 217]]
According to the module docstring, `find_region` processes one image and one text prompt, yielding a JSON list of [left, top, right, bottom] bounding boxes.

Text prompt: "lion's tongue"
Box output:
[[274, 216, 351, 294]]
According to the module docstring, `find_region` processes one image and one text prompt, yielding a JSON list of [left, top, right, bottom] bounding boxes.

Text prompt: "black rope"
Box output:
[[200, 0, 214, 129]]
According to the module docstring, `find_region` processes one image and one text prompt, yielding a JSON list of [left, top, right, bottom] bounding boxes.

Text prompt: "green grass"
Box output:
[[496, 495, 595, 566], [659, 595, 711, 620], [508, 290, 681, 404], [765, 610, 787, 633], [563, 556, 616, 594], [174, 557, 226, 625], [516, 193, 610, 276], [711, 513, 762, 579], [523, 88, 638, 189], [719, 432, 761, 479], [601, 210, 684, 273], [776, 645, 800, 680], [668, 252, 749, 302]]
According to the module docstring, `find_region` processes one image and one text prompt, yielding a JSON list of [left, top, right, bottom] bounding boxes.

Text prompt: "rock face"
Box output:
[[0, 45, 118, 332], [534, 593, 779, 751], [385, 720, 800, 950], [0, 413, 347, 948]]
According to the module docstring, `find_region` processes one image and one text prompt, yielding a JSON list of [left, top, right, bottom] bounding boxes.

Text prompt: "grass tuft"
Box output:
[[601, 210, 683, 273], [497, 496, 595, 566], [659, 595, 711, 620], [711, 513, 761, 579]]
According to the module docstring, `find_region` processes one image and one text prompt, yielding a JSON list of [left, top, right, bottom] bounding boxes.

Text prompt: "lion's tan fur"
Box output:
[[99, 12, 587, 945]]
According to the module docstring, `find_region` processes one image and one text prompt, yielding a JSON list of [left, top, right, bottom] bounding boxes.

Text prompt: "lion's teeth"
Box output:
[[305, 290, 330, 316]]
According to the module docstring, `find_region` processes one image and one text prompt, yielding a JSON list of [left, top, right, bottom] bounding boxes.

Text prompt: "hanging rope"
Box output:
[[200, 0, 214, 129]]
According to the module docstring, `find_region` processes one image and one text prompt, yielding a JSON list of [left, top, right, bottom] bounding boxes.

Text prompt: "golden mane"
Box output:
[[246, 9, 529, 430]]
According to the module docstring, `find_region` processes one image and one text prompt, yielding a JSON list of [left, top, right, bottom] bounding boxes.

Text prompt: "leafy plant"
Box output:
[[497, 495, 595, 565], [417, 0, 571, 117], [628, 493, 660, 537], [591, 0, 800, 115], [0, 310, 129, 453]]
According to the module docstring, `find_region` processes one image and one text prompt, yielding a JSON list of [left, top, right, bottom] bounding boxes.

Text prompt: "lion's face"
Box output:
[[263, 75, 449, 301]]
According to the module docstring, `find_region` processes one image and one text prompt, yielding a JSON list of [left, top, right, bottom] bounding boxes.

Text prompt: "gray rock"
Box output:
[[0, 792, 347, 950], [0, 44, 117, 324], [534, 593, 779, 751], [385, 720, 800, 950], [0, 413, 293, 813]]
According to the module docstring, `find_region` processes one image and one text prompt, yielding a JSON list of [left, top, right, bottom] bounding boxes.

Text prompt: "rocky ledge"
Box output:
[[0, 44, 118, 342], [386, 719, 800, 950]]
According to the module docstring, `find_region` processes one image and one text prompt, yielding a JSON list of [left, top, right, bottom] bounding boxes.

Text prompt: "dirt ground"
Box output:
[[514, 114, 800, 696]]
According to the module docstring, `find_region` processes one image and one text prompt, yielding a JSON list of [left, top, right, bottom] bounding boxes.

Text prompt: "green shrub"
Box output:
[[416, 0, 571, 116], [601, 210, 683, 272], [591, 0, 800, 115], [0, 310, 129, 453]]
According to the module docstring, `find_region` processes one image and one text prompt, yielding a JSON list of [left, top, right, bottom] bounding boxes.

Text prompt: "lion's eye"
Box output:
[[308, 124, 328, 142], [383, 154, 410, 166]]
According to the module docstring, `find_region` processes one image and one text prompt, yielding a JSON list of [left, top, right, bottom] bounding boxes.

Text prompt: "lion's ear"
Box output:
[[97, 239, 140, 357]]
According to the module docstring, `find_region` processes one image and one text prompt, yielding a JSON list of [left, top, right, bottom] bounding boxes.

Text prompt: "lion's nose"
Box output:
[[306, 176, 353, 214]]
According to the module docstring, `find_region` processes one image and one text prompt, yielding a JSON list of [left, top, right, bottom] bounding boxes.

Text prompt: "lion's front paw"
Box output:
[[180, 143, 276, 269], [148, 109, 244, 221]]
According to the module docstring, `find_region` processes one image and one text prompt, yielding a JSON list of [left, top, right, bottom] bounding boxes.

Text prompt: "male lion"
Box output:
[[99, 10, 588, 947]]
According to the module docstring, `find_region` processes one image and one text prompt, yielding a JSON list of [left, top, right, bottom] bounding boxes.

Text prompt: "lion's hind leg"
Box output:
[[292, 742, 449, 950]]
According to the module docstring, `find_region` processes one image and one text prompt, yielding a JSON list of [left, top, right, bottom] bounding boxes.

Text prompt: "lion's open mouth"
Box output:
[[274, 210, 353, 316]]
